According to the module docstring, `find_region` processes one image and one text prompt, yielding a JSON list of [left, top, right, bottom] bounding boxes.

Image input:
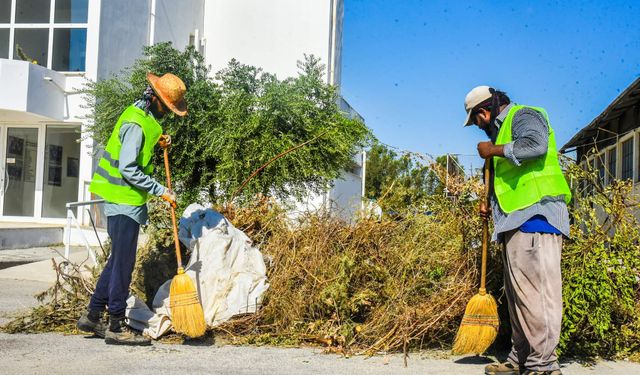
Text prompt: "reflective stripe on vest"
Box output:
[[101, 149, 119, 169], [94, 165, 128, 186], [89, 105, 163, 205], [493, 105, 572, 213]]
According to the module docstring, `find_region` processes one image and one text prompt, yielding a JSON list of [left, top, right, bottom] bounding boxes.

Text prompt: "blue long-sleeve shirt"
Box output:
[[103, 102, 167, 225], [489, 103, 570, 242]]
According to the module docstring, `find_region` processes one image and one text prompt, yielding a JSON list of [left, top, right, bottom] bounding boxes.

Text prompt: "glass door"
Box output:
[[2, 127, 39, 216]]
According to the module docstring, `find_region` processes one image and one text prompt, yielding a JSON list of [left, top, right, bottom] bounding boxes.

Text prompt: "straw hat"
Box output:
[[146, 72, 187, 117]]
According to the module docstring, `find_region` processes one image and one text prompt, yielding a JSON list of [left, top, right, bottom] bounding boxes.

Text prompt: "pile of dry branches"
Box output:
[[214, 173, 502, 355]]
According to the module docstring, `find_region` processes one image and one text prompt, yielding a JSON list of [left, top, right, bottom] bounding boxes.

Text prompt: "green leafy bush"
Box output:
[[85, 42, 371, 206], [559, 161, 640, 357]]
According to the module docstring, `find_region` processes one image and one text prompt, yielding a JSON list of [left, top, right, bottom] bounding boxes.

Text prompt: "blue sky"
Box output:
[[341, 0, 640, 169]]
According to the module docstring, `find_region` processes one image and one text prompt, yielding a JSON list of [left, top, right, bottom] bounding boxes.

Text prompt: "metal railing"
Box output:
[[64, 199, 105, 264]]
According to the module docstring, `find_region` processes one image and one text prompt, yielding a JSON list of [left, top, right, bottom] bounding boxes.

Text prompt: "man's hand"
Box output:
[[477, 141, 503, 159], [158, 134, 172, 149], [161, 189, 177, 209], [479, 200, 491, 220]]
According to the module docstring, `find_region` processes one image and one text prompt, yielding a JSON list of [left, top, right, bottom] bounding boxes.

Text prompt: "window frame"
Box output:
[[619, 131, 634, 182], [635, 130, 640, 184], [594, 151, 606, 187], [603, 144, 617, 185], [0, 0, 88, 72]]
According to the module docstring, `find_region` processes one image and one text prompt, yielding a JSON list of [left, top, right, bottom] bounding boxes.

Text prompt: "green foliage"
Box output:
[[558, 160, 640, 358], [365, 143, 464, 212], [85, 43, 371, 206]]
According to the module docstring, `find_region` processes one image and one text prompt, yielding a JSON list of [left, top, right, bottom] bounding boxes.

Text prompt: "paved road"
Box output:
[[1, 248, 639, 375], [0, 279, 50, 326], [2, 332, 640, 375]]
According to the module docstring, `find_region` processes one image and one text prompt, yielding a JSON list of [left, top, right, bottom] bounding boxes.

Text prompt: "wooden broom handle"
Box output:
[[480, 158, 490, 293], [163, 147, 183, 270]]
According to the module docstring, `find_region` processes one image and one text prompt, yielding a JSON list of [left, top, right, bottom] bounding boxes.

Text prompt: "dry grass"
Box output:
[[214, 177, 505, 355]]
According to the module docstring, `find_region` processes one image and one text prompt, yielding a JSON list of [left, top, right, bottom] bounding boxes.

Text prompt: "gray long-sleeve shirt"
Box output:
[[489, 103, 570, 242], [103, 103, 167, 225]]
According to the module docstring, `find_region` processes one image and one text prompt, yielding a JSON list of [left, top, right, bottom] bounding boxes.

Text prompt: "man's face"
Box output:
[[151, 96, 169, 119], [472, 108, 491, 131]]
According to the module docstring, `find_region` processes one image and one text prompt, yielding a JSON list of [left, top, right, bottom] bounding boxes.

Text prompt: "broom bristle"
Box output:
[[452, 292, 499, 355], [169, 272, 207, 338]]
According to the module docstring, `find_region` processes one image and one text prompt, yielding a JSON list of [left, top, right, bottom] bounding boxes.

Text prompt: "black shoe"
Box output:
[[77, 310, 107, 338], [104, 315, 151, 346]]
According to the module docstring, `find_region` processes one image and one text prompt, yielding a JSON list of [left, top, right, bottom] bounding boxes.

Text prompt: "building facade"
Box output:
[[0, 0, 363, 225], [561, 77, 640, 197]]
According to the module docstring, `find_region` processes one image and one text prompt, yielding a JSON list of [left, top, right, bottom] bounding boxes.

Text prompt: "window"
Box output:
[[15, 0, 50, 23], [596, 154, 605, 187], [14, 28, 48, 64], [42, 125, 81, 218], [1, 0, 88, 71], [637, 135, 640, 183], [0, 28, 8, 58], [52, 28, 86, 71], [607, 147, 617, 184], [621, 138, 633, 181], [0, 0, 11, 23], [54, 0, 88, 23], [580, 158, 593, 195]]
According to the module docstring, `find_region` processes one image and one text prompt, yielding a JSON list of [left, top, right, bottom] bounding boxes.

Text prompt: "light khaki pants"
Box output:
[[503, 230, 563, 372]]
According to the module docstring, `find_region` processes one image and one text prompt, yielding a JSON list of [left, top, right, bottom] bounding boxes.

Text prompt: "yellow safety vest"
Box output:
[[89, 105, 163, 205], [493, 105, 572, 213]]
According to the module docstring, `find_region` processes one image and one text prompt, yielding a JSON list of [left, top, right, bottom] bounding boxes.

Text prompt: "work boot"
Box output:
[[521, 370, 562, 375], [76, 309, 107, 338], [484, 361, 520, 375], [104, 314, 151, 346]]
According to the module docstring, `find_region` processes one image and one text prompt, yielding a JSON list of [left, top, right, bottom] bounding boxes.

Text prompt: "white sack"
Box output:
[[126, 203, 269, 338]]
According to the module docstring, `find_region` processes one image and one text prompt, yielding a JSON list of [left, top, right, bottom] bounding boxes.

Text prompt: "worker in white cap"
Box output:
[[464, 86, 572, 375]]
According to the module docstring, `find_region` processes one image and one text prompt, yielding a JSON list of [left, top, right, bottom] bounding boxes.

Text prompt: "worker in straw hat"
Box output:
[[463, 86, 571, 375], [77, 72, 187, 346]]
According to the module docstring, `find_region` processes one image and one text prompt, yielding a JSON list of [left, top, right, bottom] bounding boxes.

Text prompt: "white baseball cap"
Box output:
[[463, 85, 493, 126]]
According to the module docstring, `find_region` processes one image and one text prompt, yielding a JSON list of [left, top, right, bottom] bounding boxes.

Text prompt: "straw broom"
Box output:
[[452, 159, 499, 354], [163, 147, 207, 338]]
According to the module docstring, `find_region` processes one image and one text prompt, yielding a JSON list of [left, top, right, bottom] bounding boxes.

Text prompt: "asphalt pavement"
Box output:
[[1, 247, 639, 375]]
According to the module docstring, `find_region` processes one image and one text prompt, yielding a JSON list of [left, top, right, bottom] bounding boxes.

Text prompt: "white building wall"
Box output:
[[328, 152, 365, 221], [96, 0, 151, 80], [329, 0, 344, 87], [0, 61, 66, 122], [204, 0, 342, 85], [153, 0, 205, 52]]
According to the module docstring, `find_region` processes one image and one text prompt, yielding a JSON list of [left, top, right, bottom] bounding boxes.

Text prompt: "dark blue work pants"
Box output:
[[89, 215, 140, 316]]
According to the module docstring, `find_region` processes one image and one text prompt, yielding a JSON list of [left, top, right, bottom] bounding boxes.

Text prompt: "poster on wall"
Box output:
[[48, 166, 62, 186], [67, 157, 79, 178], [47, 144, 63, 186], [7, 136, 25, 182], [7, 161, 23, 179], [8, 136, 24, 156], [24, 141, 37, 183]]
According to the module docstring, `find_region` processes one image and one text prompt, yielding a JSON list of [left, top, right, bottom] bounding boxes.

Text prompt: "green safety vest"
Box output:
[[89, 105, 163, 205], [493, 105, 572, 213]]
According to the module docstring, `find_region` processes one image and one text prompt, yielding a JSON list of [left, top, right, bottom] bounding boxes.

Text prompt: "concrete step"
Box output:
[[0, 246, 96, 283], [0, 223, 64, 250], [0, 222, 109, 250]]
